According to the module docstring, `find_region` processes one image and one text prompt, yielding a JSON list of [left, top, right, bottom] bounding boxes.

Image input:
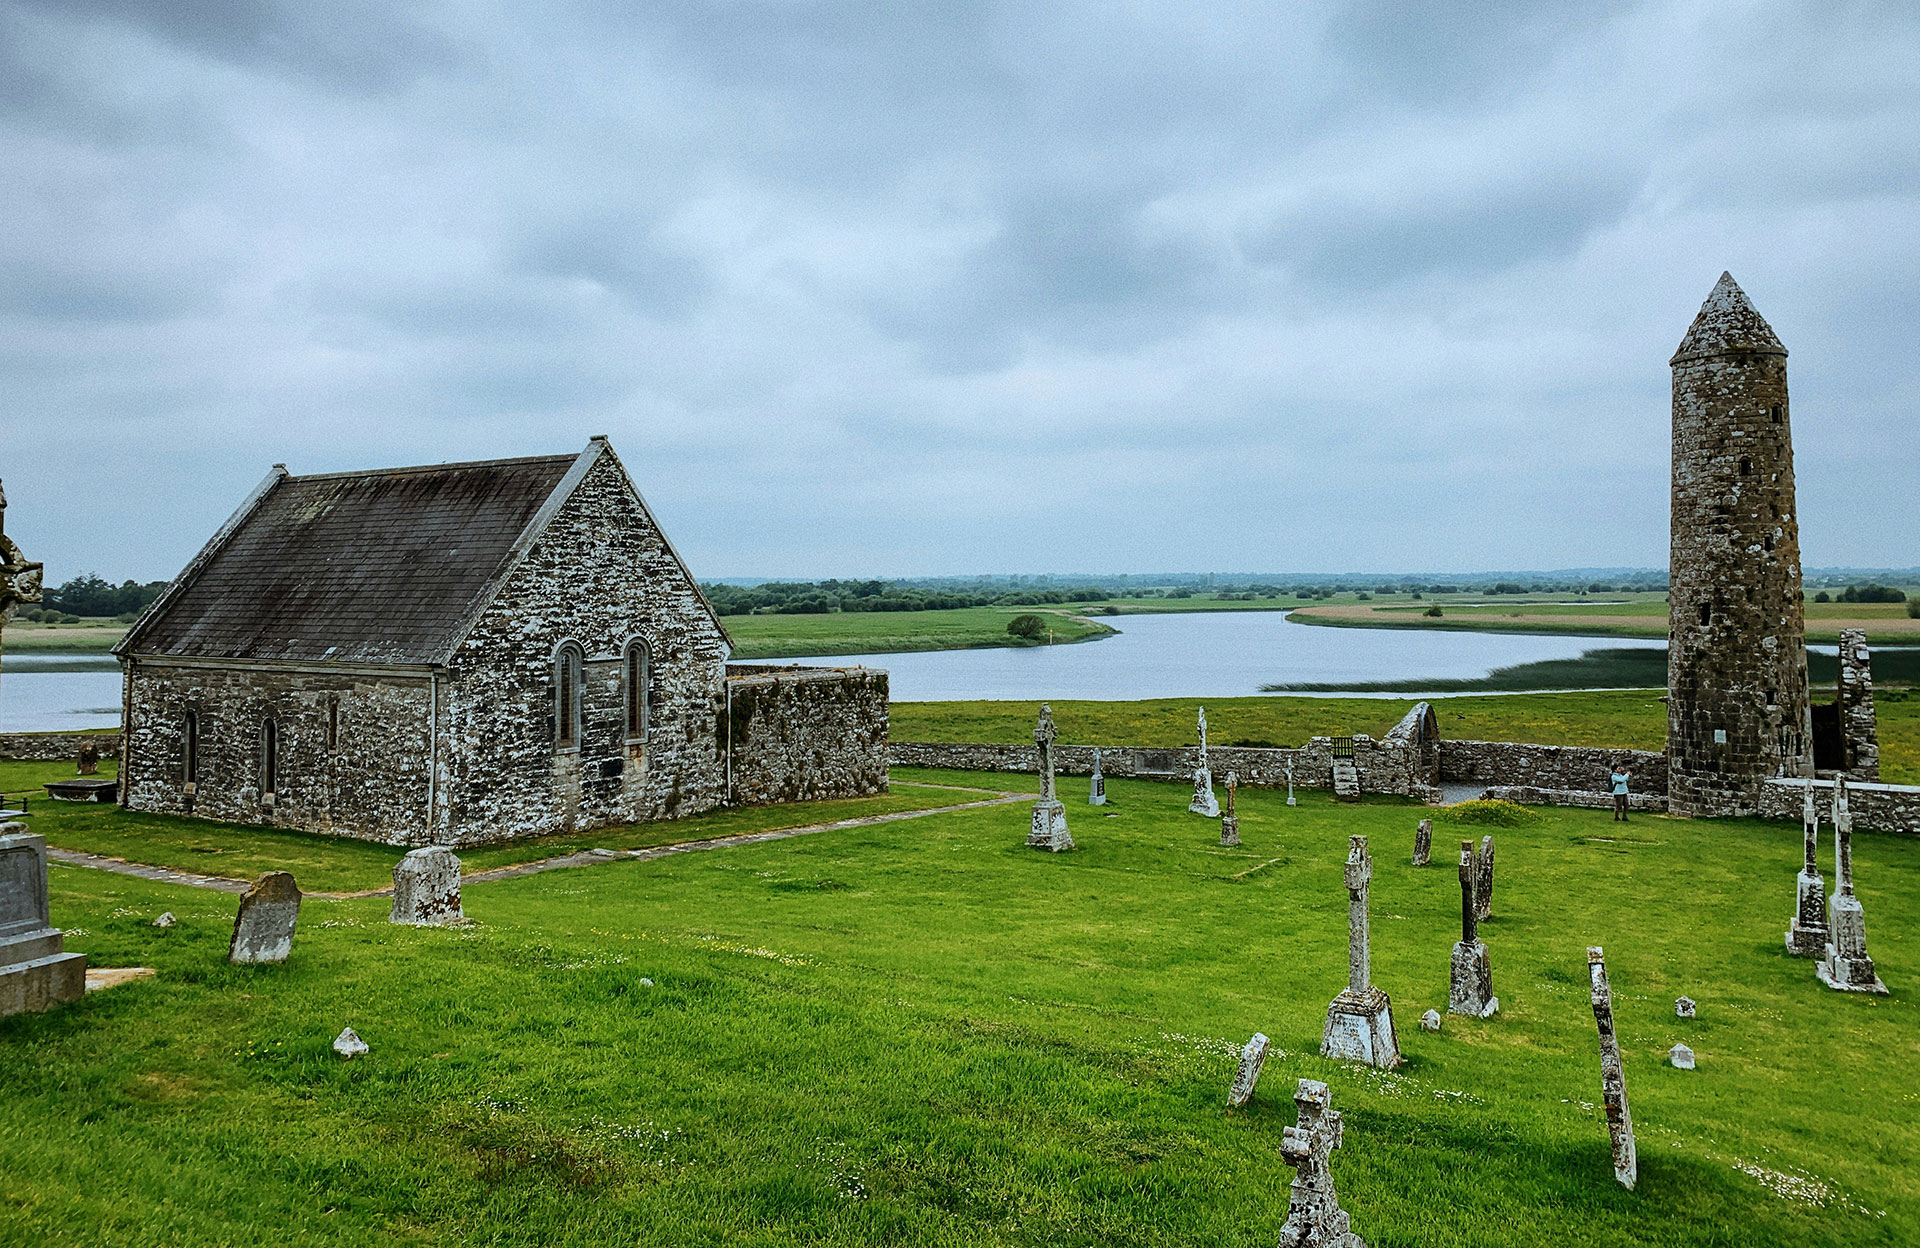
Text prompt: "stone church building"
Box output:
[[114, 438, 887, 846]]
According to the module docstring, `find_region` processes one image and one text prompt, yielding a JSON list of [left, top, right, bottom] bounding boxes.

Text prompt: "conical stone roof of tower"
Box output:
[[1671, 272, 1786, 363]]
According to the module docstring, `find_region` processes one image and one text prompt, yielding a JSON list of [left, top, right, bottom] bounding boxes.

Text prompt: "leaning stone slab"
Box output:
[[1587, 946, 1636, 1189], [1227, 1032, 1269, 1108], [0, 826, 87, 1019], [229, 871, 301, 964], [1411, 819, 1432, 867], [390, 847, 463, 925]]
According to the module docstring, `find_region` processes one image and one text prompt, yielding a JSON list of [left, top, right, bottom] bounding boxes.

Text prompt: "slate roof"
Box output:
[[124, 453, 579, 665], [1672, 271, 1786, 363]]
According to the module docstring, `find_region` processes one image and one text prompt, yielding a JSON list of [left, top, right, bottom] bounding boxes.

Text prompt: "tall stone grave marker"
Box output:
[[1411, 818, 1432, 867], [0, 479, 46, 666], [1473, 834, 1495, 922], [1449, 841, 1497, 1017], [1026, 705, 1074, 852], [1817, 777, 1887, 993], [1189, 706, 1220, 816], [1587, 946, 1637, 1189], [1785, 778, 1829, 957], [1285, 758, 1297, 806], [1088, 746, 1107, 806], [1276, 1078, 1367, 1248], [229, 871, 302, 964], [1219, 772, 1241, 846], [0, 827, 87, 1018], [1321, 835, 1400, 1068], [1226, 1031, 1269, 1108], [390, 847, 464, 925]]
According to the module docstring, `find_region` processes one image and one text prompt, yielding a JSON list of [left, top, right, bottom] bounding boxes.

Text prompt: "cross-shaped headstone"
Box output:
[[1833, 775, 1854, 898], [1225, 771, 1238, 818], [0, 480, 45, 625], [1033, 703, 1059, 803], [1277, 1078, 1362, 1247], [1459, 840, 1478, 944], [1196, 705, 1209, 763]]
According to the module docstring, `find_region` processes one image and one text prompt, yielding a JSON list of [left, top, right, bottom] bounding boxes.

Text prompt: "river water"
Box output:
[[0, 613, 1679, 730]]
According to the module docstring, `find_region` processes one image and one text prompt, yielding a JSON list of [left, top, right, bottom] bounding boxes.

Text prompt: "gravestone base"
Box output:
[[1785, 871, 1829, 957], [1219, 815, 1240, 847], [0, 827, 87, 1019], [1027, 800, 1074, 852], [1817, 899, 1886, 992], [1448, 939, 1497, 1017], [0, 947, 87, 1017], [1189, 768, 1219, 817], [1088, 775, 1106, 806], [1321, 986, 1401, 1069]]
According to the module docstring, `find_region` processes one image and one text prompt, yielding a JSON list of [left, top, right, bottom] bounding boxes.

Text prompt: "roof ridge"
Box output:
[[286, 453, 579, 483]]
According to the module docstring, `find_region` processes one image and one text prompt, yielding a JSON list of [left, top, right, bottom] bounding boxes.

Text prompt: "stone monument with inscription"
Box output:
[[1786, 778, 1829, 957], [1321, 835, 1400, 1069], [1587, 946, 1637, 1189], [1817, 777, 1887, 993], [1026, 705, 1074, 852], [1189, 706, 1220, 817], [229, 871, 303, 964], [1088, 746, 1106, 806], [1449, 841, 1497, 1017], [0, 828, 87, 1018], [390, 847, 464, 925], [1276, 1078, 1367, 1247]]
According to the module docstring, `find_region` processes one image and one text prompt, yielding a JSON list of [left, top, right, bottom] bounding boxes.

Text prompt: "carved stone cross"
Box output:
[[1345, 835, 1372, 995], [1459, 840, 1478, 944], [1196, 705, 1209, 763], [1277, 1078, 1364, 1247], [1033, 703, 1059, 803], [0, 480, 45, 624]]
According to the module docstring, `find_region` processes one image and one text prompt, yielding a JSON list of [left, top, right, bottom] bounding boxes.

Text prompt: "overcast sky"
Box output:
[[3, 1, 1916, 585]]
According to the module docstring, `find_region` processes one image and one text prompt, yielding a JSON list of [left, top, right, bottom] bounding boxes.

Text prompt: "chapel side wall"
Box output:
[[441, 455, 729, 845], [725, 666, 889, 805], [121, 663, 432, 844]]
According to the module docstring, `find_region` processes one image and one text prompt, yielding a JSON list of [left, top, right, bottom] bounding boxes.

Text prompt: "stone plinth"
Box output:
[[390, 847, 463, 925], [1028, 799, 1074, 852], [0, 827, 87, 1019], [229, 871, 301, 964], [1817, 894, 1887, 993]]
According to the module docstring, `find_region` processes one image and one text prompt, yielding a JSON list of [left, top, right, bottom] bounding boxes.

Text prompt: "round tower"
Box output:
[[1667, 272, 1812, 817]]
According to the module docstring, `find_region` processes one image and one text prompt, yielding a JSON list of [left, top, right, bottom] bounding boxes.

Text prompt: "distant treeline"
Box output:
[[15, 573, 169, 623]]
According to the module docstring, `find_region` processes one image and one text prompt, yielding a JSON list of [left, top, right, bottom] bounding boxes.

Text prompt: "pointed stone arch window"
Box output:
[[624, 640, 651, 742], [555, 643, 585, 748]]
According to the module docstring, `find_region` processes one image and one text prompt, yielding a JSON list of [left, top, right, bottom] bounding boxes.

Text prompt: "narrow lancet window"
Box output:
[[261, 718, 279, 796], [625, 641, 650, 741], [555, 645, 584, 747], [183, 710, 199, 786]]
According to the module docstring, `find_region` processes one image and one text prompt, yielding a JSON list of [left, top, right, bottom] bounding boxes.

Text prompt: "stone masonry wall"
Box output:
[[121, 662, 433, 843], [890, 735, 1429, 798], [1667, 318, 1812, 816], [1836, 628, 1880, 781], [440, 451, 730, 845], [1757, 777, 1920, 836], [1440, 742, 1668, 796], [0, 732, 120, 762], [725, 665, 889, 805]]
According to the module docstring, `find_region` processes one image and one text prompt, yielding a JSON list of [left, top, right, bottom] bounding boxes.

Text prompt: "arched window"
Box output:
[[625, 640, 650, 741], [183, 710, 199, 786], [261, 718, 279, 796], [555, 644, 584, 747]]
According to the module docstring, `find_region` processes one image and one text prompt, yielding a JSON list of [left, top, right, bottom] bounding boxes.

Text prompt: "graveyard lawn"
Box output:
[[0, 760, 1001, 894], [7, 776, 1917, 1247]]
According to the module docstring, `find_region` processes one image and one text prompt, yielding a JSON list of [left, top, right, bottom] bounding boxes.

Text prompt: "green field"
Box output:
[[6, 769, 1916, 1246], [3, 621, 128, 652], [890, 692, 1920, 785], [1292, 593, 1920, 645], [724, 607, 1115, 659]]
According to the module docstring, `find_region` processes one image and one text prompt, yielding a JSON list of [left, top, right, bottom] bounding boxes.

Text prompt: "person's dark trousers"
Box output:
[[1613, 794, 1628, 822]]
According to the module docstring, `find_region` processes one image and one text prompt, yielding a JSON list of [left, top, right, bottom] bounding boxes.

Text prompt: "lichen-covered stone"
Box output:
[[1474, 835, 1494, 923], [1227, 1032, 1269, 1108], [1322, 836, 1399, 1069], [229, 871, 301, 964], [1276, 1078, 1367, 1247], [1220, 772, 1240, 846], [1088, 747, 1106, 806], [1587, 946, 1637, 1189], [1675, 996, 1696, 1019], [1026, 705, 1073, 852], [1189, 708, 1219, 817], [389, 847, 463, 926], [1449, 841, 1496, 1017], [1817, 779, 1888, 993], [1419, 1009, 1441, 1032], [1411, 818, 1431, 866], [1787, 779, 1831, 956], [1837, 629, 1879, 780], [333, 1027, 368, 1059], [1669, 1043, 1695, 1070]]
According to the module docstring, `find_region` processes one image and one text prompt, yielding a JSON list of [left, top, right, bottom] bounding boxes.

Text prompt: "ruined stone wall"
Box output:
[[121, 661, 433, 844], [0, 732, 120, 762], [1667, 334, 1812, 816], [1440, 742, 1668, 795], [1836, 629, 1880, 781], [441, 453, 730, 845], [1757, 778, 1920, 836], [725, 665, 888, 805], [1480, 786, 1669, 814]]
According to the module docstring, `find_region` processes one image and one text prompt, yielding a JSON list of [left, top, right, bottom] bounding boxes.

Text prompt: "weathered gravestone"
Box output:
[[1587, 946, 1637, 1189], [1411, 818, 1432, 867], [390, 847, 463, 925], [1189, 706, 1220, 817], [1227, 1031, 1269, 1108], [1285, 758, 1297, 807], [1088, 747, 1107, 806], [1419, 1008, 1441, 1032], [1817, 777, 1887, 993], [76, 740, 100, 776], [1473, 834, 1495, 922], [1449, 841, 1497, 1017], [1219, 772, 1241, 846], [1026, 705, 1074, 852], [1276, 1078, 1367, 1248], [1786, 778, 1830, 957], [1321, 835, 1400, 1069], [333, 1026, 369, 1059], [1669, 1043, 1695, 1070], [1674, 996, 1696, 1019], [0, 826, 87, 1018], [229, 871, 302, 964]]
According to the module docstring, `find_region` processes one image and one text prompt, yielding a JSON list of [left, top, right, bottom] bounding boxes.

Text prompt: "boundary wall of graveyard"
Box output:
[[0, 732, 120, 762], [1755, 777, 1920, 835], [1440, 741, 1668, 796], [724, 664, 889, 806]]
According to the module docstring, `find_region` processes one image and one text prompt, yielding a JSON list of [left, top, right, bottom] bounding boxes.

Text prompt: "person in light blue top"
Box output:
[[1610, 763, 1632, 822]]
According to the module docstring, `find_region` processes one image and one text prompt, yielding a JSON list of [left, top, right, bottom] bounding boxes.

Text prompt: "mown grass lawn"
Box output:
[[6, 774, 1917, 1246]]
